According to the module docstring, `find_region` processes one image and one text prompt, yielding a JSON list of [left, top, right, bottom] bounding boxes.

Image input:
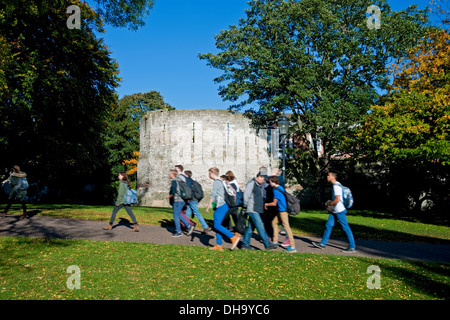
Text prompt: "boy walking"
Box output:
[[241, 172, 278, 250], [167, 169, 195, 237], [265, 176, 297, 253], [312, 172, 356, 253]]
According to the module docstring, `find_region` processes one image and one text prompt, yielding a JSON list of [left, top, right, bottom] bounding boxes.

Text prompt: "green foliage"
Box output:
[[200, 0, 428, 204], [104, 91, 173, 176], [0, 0, 120, 194], [91, 0, 154, 30]]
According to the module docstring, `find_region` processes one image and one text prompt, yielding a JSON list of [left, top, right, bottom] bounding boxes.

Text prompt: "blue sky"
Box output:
[[98, 0, 432, 110]]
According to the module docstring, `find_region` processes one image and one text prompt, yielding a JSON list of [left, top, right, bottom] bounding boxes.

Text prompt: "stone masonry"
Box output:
[[137, 109, 275, 207]]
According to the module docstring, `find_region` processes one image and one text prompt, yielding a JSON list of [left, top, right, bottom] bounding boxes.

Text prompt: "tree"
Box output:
[[91, 0, 154, 30], [355, 27, 450, 165], [199, 0, 428, 204], [0, 0, 119, 178], [348, 15, 449, 217], [104, 91, 173, 176]]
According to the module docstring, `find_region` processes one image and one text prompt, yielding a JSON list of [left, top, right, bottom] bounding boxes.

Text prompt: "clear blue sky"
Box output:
[[98, 0, 432, 110]]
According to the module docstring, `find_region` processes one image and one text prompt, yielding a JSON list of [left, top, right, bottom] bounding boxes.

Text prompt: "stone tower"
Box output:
[[137, 109, 274, 207]]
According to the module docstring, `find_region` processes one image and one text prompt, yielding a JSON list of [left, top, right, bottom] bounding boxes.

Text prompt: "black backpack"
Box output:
[[274, 187, 301, 216], [191, 180, 204, 202], [177, 180, 192, 200]]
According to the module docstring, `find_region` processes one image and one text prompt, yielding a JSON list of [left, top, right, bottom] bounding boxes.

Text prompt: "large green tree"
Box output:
[[200, 0, 428, 203], [104, 91, 174, 176]]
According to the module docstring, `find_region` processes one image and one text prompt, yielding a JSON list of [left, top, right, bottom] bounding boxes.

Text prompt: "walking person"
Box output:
[[205, 167, 240, 251], [222, 171, 241, 232], [265, 176, 297, 253], [240, 172, 278, 250], [1, 165, 28, 219], [167, 169, 195, 237], [184, 170, 211, 234], [312, 172, 356, 253], [103, 172, 139, 232]]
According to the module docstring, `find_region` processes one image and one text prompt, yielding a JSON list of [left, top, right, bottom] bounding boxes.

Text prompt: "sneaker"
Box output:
[[230, 235, 240, 251], [240, 244, 255, 250], [103, 223, 112, 230], [202, 227, 211, 234], [286, 246, 297, 253], [266, 243, 278, 250], [209, 245, 223, 251], [341, 247, 356, 253], [186, 224, 195, 236], [171, 232, 183, 238], [280, 239, 290, 248], [312, 241, 326, 249]]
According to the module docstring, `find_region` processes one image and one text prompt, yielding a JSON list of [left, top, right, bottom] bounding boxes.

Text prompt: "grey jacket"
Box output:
[[243, 178, 264, 213]]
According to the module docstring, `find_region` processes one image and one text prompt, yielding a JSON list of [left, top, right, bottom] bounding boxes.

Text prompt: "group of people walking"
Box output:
[[167, 165, 297, 253], [1, 164, 356, 254]]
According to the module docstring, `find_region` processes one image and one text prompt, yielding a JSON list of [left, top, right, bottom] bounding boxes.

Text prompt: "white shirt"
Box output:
[[333, 183, 346, 213]]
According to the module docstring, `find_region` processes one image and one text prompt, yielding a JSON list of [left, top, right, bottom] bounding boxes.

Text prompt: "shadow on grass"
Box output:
[[290, 215, 450, 245]]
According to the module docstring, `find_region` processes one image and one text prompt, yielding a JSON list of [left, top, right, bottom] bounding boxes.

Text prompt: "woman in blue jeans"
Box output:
[[312, 172, 356, 253], [205, 167, 240, 251]]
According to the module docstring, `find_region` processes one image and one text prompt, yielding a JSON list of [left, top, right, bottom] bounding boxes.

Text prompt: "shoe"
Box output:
[[209, 245, 223, 251], [230, 235, 240, 251], [202, 227, 211, 234], [240, 245, 255, 250], [280, 239, 290, 248], [286, 246, 297, 253], [186, 224, 195, 236], [103, 223, 112, 230], [341, 247, 356, 253], [266, 243, 278, 250], [171, 232, 183, 238], [312, 241, 326, 249], [132, 223, 139, 232]]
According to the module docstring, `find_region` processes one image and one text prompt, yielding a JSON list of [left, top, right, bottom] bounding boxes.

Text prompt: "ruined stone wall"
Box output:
[[137, 109, 274, 207]]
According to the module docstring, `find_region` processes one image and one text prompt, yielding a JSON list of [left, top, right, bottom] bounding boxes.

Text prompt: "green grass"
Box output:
[[10, 204, 450, 244], [0, 237, 448, 300], [1, 204, 449, 300]]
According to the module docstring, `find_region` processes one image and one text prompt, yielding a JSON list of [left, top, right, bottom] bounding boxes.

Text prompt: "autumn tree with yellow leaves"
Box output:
[[350, 6, 449, 218]]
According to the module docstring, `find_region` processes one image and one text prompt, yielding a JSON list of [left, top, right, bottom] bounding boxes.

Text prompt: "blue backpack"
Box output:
[[125, 188, 139, 205], [336, 183, 354, 209]]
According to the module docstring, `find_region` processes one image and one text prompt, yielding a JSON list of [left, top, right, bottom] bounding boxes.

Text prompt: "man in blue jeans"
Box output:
[[167, 169, 194, 238], [184, 170, 211, 234], [241, 172, 278, 251], [312, 172, 356, 253]]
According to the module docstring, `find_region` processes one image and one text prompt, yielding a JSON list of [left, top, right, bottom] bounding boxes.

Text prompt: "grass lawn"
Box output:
[[0, 204, 449, 300], [0, 237, 449, 300]]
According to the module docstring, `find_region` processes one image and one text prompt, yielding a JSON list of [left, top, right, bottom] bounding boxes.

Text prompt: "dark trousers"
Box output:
[[4, 198, 27, 215]]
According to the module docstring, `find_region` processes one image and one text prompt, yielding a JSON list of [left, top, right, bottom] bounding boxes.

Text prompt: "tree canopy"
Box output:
[[200, 0, 428, 195]]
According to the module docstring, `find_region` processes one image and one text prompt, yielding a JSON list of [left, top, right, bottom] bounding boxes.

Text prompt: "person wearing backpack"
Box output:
[[167, 169, 195, 238], [103, 172, 139, 232], [312, 172, 356, 253], [265, 176, 297, 253], [184, 170, 211, 234], [1, 165, 28, 219], [205, 167, 240, 251], [240, 172, 278, 251]]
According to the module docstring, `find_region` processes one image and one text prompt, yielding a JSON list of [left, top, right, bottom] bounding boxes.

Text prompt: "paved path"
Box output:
[[1, 214, 449, 262]]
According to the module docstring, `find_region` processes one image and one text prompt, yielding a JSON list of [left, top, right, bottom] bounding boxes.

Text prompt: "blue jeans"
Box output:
[[185, 200, 208, 229], [321, 209, 356, 249], [243, 211, 270, 248], [173, 201, 191, 233], [213, 203, 235, 245]]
